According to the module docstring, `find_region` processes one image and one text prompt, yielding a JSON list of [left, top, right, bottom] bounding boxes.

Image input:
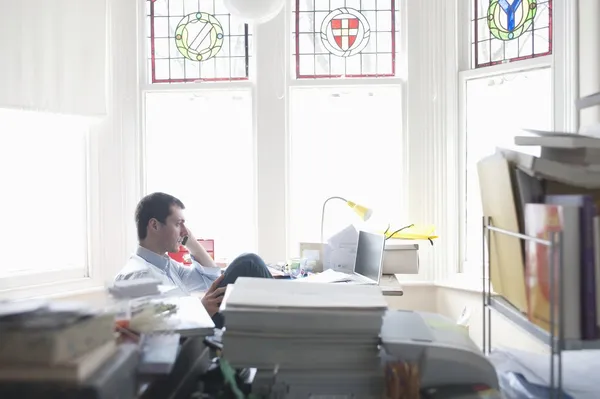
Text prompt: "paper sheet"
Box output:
[[323, 224, 358, 273], [490, 347, 600, 399], [294, 269, 352, 284]]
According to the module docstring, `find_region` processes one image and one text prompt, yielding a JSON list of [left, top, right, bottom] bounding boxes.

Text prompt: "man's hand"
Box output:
[[201, 274, 226, 317], [183, 227, 219, 269], [184, 227, 198, 243]]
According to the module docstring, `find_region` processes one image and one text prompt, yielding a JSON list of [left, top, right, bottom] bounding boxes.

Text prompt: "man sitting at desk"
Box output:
[[115, 192, 272, 328]]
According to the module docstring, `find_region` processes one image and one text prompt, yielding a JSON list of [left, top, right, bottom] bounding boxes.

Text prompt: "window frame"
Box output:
[[285, 0, 409, 259], [0, 116, 121, 299], [455, 0, 579, 283], [0, 116, 92, 297], [291, 0, 400, 79], [0, 0, 143, 300], [139, 0, 260, 258], [472, 0, 553, 69], [144, 0, 253, 84]]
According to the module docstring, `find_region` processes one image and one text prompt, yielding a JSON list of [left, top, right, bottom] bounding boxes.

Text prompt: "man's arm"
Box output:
[[173, 258, 220, 292]]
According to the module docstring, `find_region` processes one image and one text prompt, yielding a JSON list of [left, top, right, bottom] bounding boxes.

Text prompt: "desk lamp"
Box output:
[[320, 196, 373, 244]]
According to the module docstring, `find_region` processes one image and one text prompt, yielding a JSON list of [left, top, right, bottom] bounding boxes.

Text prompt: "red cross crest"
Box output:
[[330, 17, 360, 51]]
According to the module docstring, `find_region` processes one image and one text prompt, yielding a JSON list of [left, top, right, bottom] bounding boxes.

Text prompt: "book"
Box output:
[[540, 147, 600, 166], [524, 203, 581, 340], [477, 153, 527, 311], [594, 216, 600, 333], [515, 129, 600, 149], [514, 169, 545, 256], [499, 148, 600, 189], [0, 344, 139, 399], [546, 195, 598, 339], [0, 340, 117, 383], [0, 311, 115, 365]]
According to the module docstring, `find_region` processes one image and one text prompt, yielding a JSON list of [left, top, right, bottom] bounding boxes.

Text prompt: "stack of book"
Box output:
[[0, 300, 118, 383], [478, 130, 600, 342], [220, 277, 388, 397]]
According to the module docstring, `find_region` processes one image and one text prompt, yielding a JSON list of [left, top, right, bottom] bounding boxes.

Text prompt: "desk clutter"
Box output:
[[0, 277, 499, 398], [219, 277, 500, 398], [0, 299, 138, 398], [0, 279, 216, 399]]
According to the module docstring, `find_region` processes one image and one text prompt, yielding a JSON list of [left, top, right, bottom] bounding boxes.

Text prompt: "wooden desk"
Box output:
[[379, 274, 404, 296]]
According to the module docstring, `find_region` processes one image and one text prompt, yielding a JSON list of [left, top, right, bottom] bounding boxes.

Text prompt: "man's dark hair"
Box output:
[[135, 192, 185, 240]]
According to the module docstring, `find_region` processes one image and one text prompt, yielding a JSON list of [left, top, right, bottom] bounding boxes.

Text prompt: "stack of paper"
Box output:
[[220, 277, 387, 397], [0, 300, 117, 383]]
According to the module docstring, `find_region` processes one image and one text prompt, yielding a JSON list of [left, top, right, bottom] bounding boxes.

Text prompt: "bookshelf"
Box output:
[[481, 217, 600, 396]]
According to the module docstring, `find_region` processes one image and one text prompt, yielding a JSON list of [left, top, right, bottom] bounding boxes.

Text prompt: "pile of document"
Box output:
[[0, 300, 117, 383], [220, 277, 388, 398]]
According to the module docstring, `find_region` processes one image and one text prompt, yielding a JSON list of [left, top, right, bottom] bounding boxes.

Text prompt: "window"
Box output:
[[462, 68, 551, 275], [456, 0, 578, 281], [472, 0, 552, 68], [459, 0, 556, 276], [288, 0, 405, 255], [293, 0, 400, 78], [0, 109, 89, 289], [142, 0, 256, 263], [144, 90, 255, 262], [288, 87, 405, 254], [146, 0, 252, 83]]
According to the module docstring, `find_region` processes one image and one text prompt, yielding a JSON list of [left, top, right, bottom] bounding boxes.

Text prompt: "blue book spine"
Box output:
[[545, 195, 597, 339]]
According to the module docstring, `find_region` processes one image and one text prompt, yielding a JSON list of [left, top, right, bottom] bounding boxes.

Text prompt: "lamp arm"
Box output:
[[320, 196, 348, 245]]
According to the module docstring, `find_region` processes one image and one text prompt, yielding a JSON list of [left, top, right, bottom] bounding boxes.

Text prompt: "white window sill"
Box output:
[[0, 274, 461, 302], [435, 273, 495, 294], [0, 277, 105, 301]]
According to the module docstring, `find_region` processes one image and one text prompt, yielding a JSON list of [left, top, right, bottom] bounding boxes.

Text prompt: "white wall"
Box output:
[[385, 284, 439, 313]]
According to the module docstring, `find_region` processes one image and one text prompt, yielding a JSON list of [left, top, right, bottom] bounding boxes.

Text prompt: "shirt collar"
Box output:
[[136, 245, 170, 270]]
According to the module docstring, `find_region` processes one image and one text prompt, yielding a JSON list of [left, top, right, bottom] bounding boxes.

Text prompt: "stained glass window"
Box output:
[[293, 0, 399, 79], [146, 0, 251, 83], [472, 0, 552, 68]]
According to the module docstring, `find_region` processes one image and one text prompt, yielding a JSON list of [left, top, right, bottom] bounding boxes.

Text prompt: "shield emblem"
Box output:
[[331, 17, 360, 51], [320, 8, 371, 57]]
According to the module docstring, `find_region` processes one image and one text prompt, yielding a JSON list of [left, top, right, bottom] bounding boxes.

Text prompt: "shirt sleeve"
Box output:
[[173, 258, 220, 292], [115, 256, 153, 281]]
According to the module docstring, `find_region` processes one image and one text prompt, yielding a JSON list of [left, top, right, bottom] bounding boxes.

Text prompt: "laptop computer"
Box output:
[[344, 230, 386, 285]]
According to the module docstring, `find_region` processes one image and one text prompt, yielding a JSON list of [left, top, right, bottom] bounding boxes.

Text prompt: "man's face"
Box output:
[[155, 205, 188, 253]]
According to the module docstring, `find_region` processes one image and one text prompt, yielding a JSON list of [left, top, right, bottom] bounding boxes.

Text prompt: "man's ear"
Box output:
[[149, 218, 160, 232]]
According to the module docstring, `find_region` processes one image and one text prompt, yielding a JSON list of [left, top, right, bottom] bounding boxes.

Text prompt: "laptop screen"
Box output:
[[354, 231, 385, 283]]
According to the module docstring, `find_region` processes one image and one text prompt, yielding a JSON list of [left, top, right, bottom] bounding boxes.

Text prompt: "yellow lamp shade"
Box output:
[[346, 201, 373, 221]]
